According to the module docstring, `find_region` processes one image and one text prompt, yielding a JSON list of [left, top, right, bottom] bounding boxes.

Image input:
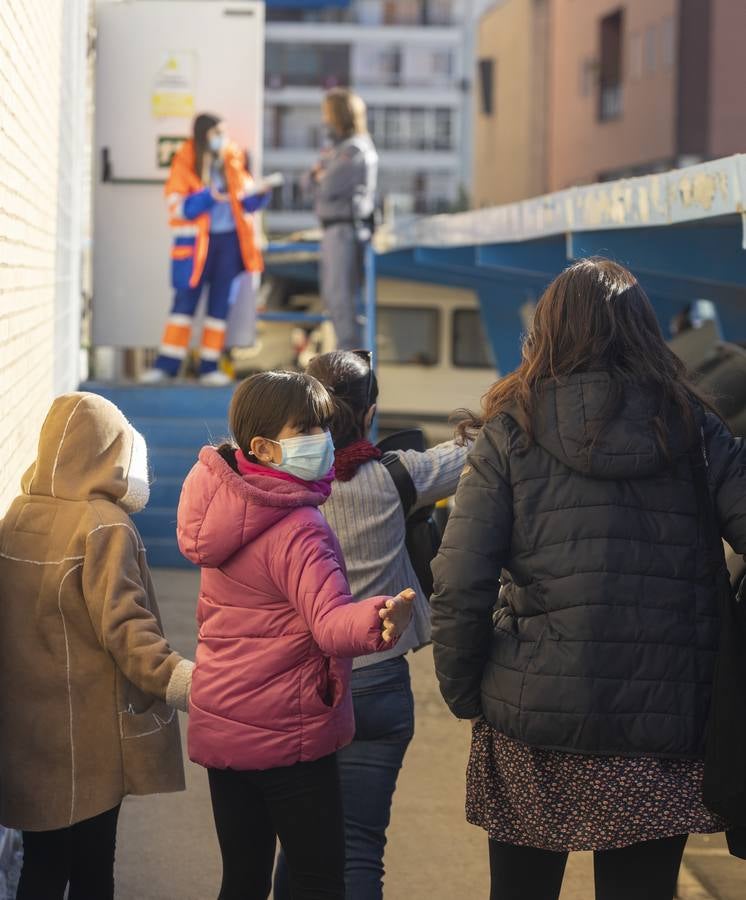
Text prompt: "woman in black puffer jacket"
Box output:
[[431, 257, 746, 900]]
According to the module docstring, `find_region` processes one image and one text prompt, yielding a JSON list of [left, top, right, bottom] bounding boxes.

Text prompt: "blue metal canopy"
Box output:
[[375, 154, 746, 373]]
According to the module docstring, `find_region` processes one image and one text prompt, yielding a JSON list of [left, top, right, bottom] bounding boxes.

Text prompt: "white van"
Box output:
[[233, 276, 498, 445]]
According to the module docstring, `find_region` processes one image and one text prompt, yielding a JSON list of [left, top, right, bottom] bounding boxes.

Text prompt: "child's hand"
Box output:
[[379, 589, 416, 643]]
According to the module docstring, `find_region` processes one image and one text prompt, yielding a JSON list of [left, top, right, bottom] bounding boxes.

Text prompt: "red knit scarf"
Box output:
[[334, 439, 382, 483]]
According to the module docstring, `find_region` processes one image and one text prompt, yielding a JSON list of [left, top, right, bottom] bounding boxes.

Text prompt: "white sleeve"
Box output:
[[396, 441, 470, 511]]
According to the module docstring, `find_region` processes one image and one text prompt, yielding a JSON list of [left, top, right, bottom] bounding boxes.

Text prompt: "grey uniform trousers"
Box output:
[[320, 223, 366, 350]]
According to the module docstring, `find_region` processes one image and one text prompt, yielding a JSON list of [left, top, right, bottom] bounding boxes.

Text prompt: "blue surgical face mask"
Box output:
[[209, 133, 225, 153], [269, 431, 335, 482]]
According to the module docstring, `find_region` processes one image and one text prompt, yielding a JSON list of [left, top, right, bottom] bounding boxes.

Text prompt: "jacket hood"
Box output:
[[177, 447, 329, 567], [522, 373, 702, 480], [22, 392, 149, 509]]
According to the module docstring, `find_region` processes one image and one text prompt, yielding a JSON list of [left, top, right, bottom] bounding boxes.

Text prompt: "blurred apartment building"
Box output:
[[263, 0, 493, 232], [473, 0, 746, 207]]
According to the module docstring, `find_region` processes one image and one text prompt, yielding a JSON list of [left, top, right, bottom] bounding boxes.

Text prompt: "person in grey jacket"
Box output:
[[305, 89, 378, 349], [274, 350, 468, 900], [431, 258, 746, 900]]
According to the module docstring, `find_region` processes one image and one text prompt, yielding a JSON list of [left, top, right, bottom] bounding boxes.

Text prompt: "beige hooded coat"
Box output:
[[0, 393, 191, 831]]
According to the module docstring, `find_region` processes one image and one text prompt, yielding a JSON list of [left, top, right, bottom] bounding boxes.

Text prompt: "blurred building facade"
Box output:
[[0, 0, 91, 512], [474, 0, 746, 207], [263, 0, 489, 232]]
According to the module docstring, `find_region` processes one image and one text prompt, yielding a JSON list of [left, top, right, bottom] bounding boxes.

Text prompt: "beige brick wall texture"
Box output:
[[0, 0, 89, 514]]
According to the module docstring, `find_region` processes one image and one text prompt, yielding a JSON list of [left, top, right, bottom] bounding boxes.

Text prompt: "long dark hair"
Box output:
[[457, 257, 716, 456], [306, 351, 379, 450], [193, 112, 221, 181], [218, 371, 334, 471]]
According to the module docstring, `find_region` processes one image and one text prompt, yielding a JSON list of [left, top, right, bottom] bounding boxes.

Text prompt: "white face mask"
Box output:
[[268, 431, 335, 482], [209, 133, 226, 153], [120, 429, 150, 513]]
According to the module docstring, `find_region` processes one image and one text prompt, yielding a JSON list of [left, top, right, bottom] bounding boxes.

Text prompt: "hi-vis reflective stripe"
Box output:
[[171, 246, 194, 260], [171, 224, 199, 237], [200, 346, 222, 362], [167, 193, 185, 218], [160, 343, 189, 360], [202, 330, 226, 353], [202, 318, 228, 354], [163, 317, 192, 349], [204, 317, 227, 333]]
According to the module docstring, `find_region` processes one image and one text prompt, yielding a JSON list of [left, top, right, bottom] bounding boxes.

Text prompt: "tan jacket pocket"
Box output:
[[119, 700, 185, 796]]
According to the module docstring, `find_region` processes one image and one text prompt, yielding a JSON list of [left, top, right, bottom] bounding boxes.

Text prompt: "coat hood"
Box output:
[[22, 392, 149, 511], [177, 447, 329, 568], [523, 373, 702, 480]]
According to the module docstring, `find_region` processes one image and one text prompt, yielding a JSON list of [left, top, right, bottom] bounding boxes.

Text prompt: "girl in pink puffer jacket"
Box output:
[[177, 370, 414, 900]]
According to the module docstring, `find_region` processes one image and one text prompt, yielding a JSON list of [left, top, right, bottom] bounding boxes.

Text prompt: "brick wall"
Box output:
[[0, 0, 89, 512]]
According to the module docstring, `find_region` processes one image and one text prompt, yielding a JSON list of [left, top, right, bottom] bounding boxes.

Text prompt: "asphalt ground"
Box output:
[[114, 569, 746, 899]]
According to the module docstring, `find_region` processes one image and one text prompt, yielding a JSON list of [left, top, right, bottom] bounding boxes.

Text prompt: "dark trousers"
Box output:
[[488, 833, 688, 900], [156, 230, 245, 375], [16, 805, 120, 900], [274, 656, 414, 899], [208, 753, 345, 900]]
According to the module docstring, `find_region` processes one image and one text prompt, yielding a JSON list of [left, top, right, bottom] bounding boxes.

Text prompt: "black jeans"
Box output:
[[208, 753, 345, 900], [274, 656, 415, 900], [489, 834, 688, 900], [16, 805, 120, 900]]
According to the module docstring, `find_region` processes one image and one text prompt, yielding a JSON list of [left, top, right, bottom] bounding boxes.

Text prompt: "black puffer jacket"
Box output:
[[431, 373, 746, 758]]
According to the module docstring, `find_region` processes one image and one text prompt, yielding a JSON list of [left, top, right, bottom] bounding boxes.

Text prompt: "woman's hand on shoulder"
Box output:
[[379, 589, 416, 642]]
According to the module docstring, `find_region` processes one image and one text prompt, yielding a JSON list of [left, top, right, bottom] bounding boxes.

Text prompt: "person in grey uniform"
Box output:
[[306, 89, 378, 350]]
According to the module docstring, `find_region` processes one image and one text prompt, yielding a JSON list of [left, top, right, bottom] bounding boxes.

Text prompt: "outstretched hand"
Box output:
[[379, 589, 416, 643]]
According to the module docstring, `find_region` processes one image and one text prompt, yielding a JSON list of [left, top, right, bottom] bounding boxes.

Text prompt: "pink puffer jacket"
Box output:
[[177, 447, 393, 770]]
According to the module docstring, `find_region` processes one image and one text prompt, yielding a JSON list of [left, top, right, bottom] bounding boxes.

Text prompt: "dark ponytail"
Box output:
[[306, 351, 378, 450]]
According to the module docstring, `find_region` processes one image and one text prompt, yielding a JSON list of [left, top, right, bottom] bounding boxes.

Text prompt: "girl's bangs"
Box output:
[[287, 377, 334, 432]]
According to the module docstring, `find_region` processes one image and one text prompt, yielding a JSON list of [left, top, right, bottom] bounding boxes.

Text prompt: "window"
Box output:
[[424, 1, 454, 27], [409, 108, 427, 150], [478, 58, 495, 116], [384, 108, 405, 149], [453, 310, 495, 369], [377, 307, 440, 366], [644, 24, 657, 74], [265, 43, 350, 89], [432, 50, 453, 78], [598, 10, 624, 121], [434, 108, 453, 150], [384, 0, 419, 25], [368, 107, 455, 152]]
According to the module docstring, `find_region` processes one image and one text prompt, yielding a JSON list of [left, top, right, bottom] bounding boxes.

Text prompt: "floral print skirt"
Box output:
[[466, 721, 726, 852]]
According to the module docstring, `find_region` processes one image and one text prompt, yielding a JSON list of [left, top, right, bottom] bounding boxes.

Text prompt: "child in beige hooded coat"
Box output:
[[0, 392, 193, 900]]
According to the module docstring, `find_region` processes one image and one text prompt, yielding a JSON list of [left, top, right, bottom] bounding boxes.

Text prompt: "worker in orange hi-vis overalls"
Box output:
[[141, 113, 271, 386]]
